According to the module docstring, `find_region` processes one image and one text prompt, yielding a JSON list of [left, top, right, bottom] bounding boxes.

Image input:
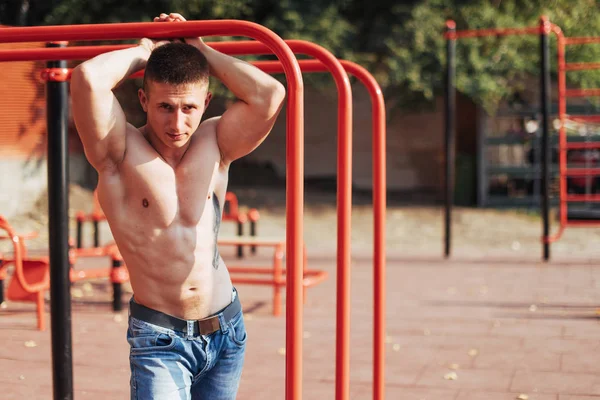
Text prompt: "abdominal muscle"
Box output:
[[108, 207, 233, 321]]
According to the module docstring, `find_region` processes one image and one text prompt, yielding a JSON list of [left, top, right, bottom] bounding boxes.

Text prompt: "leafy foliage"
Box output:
[[2, 0, 599, 112]]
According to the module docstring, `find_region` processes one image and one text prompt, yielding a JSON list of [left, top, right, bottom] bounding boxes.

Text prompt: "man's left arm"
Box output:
[[197, 41, 286, 165]]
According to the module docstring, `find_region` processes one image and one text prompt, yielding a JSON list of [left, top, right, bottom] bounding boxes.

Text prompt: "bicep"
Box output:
[[216, 98, 283, 165], [71, 68, 127, 171]]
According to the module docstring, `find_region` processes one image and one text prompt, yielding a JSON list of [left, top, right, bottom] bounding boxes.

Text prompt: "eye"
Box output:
[[160, 104, 172, 110]]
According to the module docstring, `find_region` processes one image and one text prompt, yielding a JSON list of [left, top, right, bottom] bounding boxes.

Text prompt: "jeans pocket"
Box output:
[[128, 319, 177, 355], [229, 313, 247, 347]]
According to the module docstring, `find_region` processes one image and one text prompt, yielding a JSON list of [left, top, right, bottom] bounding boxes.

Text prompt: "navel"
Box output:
[[142, 198, 149, 208]]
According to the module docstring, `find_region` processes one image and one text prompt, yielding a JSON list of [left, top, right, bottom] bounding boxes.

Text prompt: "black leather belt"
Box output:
[[129, 292, 242, 336]]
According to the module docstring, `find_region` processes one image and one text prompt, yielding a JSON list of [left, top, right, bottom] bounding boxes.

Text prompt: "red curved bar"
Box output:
[[252, 59, 387, 400], [0, 21, 305, 400]]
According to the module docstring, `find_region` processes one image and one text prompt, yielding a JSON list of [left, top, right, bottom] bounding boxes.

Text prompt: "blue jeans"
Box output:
[[127, 298, 247, 399]]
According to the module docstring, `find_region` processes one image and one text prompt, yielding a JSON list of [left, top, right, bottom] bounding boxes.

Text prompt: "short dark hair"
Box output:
[[143, 42, 209, 93]]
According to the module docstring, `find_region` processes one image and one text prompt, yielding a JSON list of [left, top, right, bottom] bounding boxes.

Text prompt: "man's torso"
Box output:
[[96, 121, 232, 320]]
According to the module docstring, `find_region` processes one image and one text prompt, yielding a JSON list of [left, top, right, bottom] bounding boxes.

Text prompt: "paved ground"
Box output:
[[1, 246, 599, 399], [1, 185, 600, 399]]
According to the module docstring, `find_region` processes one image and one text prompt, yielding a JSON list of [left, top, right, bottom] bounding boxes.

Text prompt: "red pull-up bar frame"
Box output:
[[0, 20, 305, 400], [32, 41, 388, 399]]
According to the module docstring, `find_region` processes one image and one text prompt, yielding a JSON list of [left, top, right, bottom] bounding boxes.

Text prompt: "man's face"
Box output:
[[138, 80, 211, 148]]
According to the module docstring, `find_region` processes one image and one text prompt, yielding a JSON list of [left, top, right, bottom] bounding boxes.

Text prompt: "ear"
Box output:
[[138, 88, 149, 112], [204, 91, 213, 108]]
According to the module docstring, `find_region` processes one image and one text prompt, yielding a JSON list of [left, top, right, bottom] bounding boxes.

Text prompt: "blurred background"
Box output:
[[0, 0, 599, 258]]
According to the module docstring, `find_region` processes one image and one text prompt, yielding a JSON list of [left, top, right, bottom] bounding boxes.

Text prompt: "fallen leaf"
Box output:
[[444, 372, 458, 380], [449, 363, 459, 370], [468, 349, 478, 357], [385, 336, 393, 344], [244, 314, 253, 321], [113, 314, 123, 323], [71, 288, 83, 298], [0, 302, 7, 309], [423, 329, 431, 336], [479, 286, 489, 295], [303, 331, 311, 339], [24, 341, 37, 348], [19, 375, 25, 380], [516, 394, 529, 400], [277, 348, 286, 356], [529, 305, 538, 312], [447, 287, 457, 295], [392, 344, 400, 351]]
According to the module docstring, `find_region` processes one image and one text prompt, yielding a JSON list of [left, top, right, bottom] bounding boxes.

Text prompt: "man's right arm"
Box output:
[[70, 45, 151, 172]]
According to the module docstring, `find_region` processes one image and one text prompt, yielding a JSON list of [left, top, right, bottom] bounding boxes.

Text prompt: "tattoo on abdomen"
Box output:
[[212, 193, 222, 270]]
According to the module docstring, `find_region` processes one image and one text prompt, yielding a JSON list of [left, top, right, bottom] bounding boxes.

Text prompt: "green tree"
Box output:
[[2, 0, 600, 112], [356, 0, 600, 112]]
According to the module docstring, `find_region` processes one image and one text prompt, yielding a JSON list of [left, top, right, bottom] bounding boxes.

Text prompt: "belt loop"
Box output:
[[218, 314, 229, 334], [186, 320, 195, 338]]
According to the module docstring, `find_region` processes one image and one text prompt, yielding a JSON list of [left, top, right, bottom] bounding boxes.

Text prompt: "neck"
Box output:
[[142, 125, 190, 168]]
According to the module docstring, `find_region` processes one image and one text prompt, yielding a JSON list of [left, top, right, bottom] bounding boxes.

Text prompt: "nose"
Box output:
[[170, 109, 187, 133]]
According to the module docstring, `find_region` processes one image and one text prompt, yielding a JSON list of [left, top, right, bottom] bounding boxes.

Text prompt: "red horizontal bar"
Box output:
[[0, 20, 270, 44], [565, 168, 600, 176], [566, 220, 600, 226], [565, 142, 600, 150], [565, 89, 600, 97], [567, 115, 600, 123], [566, 195, 600, 202], [564, 62, 600, 71], [447, 26, 539, 39], [565, 37, 600, 45]]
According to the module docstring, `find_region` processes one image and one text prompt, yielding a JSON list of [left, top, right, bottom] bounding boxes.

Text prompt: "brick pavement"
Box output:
[[1, 248, 599, 399]]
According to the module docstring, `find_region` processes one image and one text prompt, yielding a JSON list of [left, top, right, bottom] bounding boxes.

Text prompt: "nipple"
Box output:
[[142, 198, 149, 208]]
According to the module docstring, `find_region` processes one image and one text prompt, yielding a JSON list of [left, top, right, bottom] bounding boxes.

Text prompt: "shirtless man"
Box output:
[[70, 12, 285, 399]]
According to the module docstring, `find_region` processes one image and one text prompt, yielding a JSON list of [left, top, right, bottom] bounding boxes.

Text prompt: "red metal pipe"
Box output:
[[250, 58, 387, 400], [545, 23, 568, 244], [0, 21, 306, 400], [567, 115, 600, 122], [1, 35, 389, 400], [565, 89, 600, 97], [566, 194, 600, 202], [565, 142, 600, 150], [564, 37, 600, 45], [50, 54, 386, 400], [564, 168, 600, 176], [564, 62, 600, 71], [446, 26, 539, 40], [567, 220, 600, 227]]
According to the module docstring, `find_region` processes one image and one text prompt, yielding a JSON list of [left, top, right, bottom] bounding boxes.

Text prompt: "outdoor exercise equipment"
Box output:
[[0, 20, 305, 400], [0, 215, 126, 330], [0, 22, 388, 400], [544, 33, 600, 247], [444, 17, 555, 261], [59, 38, 386, 400]]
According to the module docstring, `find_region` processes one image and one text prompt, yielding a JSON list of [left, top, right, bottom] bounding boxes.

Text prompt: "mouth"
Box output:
[[166, 133, 185, 140]]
